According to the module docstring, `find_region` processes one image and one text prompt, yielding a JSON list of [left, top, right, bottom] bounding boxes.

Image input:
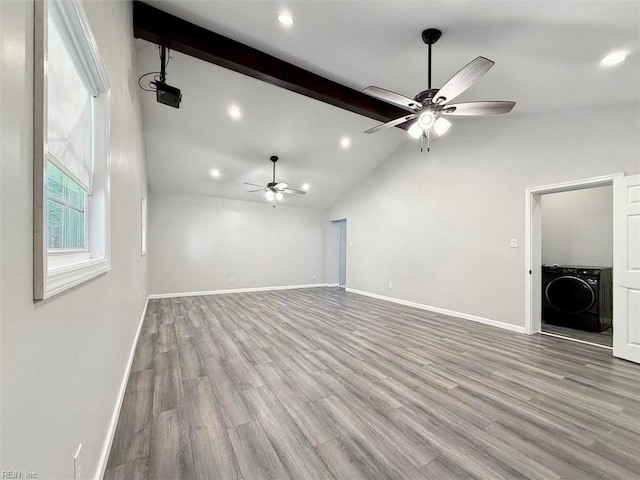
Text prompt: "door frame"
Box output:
[[330, 218, 347, 287], [524, 173, 623, 336]]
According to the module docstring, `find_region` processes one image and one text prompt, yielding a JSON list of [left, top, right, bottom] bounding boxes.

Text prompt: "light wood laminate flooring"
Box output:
[[104, 288, 640, 480]]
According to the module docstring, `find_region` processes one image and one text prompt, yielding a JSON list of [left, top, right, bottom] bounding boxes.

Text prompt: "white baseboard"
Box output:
[[327, 283, 340, 287], [148, 283, 328, 299], [345, 287, 526, 334], [94, 297, 149, 480]]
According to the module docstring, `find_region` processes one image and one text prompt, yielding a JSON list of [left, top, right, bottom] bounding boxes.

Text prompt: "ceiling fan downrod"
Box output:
[[421, 28, 441, 91], [271, 155, 278, 184], [428, 43, 432, 90]]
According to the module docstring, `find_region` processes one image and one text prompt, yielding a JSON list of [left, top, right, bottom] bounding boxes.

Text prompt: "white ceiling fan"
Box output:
[[245, 155, 306, 207], [364, 28, 516, 151]]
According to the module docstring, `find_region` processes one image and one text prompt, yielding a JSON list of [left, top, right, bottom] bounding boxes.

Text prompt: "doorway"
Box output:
[[331, 219, 347, 287], [539, 186, 614, 346], [524, 174, 621, 349]]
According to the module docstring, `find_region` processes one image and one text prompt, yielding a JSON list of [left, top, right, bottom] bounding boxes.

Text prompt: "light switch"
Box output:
[[510, 238, 518, 248], [348, 242, 353, 248]]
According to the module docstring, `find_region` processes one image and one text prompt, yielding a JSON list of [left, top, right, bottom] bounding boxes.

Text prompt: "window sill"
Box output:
[[43, 257, 110, 299], [48, 250, 91, 269]]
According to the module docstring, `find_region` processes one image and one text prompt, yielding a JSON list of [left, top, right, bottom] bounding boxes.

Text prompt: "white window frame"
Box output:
[[34, 0, 111, 300]]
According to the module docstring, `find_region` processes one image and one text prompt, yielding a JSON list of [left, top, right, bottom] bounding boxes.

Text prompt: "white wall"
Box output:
[[149, 193, 325, 295], [541, 186, 613, 267], [1, 2, 147, 479], [327, 104, 639, 328]]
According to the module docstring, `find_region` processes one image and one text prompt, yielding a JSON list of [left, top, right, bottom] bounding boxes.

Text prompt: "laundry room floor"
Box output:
[[542, 323, 613, 347]]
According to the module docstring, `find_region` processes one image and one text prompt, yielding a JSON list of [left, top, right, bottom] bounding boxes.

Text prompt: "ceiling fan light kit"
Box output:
[[363, 28, 516, 151], [418, 112, 436, 129], [408, 122, 423, 139], [434, 117, 452, 136], [245, 155, 306, 207]]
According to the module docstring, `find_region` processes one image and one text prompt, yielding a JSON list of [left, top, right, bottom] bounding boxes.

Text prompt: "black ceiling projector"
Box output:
[[153, 80, 182, 108]]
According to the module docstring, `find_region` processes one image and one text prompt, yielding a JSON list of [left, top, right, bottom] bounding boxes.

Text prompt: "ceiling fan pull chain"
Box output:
[[426, 130, 431, 152]]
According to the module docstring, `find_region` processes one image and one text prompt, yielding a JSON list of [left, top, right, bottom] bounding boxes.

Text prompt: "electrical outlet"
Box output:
[[229, 277, 234, 284], [312, 274, 316, 280], [74, 443, 82, 479], [388, 282, 393, 289]]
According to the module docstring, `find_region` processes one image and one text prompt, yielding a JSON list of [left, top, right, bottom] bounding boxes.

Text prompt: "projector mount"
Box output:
[[137, 45, 182, 108]]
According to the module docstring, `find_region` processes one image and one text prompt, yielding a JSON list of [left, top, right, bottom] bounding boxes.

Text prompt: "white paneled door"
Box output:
[[613, 174, 640, 363]]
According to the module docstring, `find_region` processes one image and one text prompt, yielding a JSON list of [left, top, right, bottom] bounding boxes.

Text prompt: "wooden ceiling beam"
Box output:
[[132, 1, 409, 127]]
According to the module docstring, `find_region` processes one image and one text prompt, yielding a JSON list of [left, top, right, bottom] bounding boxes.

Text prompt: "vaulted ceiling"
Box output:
[[136, 0, 639, 209]]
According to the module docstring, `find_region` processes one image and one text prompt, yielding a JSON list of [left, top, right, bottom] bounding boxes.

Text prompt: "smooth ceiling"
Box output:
[[137, 0, 639, 209]]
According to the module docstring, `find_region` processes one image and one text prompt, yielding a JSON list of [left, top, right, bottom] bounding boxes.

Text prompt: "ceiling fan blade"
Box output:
[[441, 101, 515, 116], [246, 189, 264, 193], [283, 188, 306, 195], [244, 182, 265, 188], [434, 57, 495, 104], [364, 86, 421, 111], [364, 113, 417, 134]]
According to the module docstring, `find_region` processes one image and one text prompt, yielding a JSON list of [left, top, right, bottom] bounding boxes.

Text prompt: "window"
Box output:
[[47, 161, 88, 250], [34, 0, 110, 299]]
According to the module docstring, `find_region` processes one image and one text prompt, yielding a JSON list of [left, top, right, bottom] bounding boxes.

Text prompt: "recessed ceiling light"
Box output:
[[210, 168, 221, 178], [228, 105, 242, 120], [340, 137, 351, 148], [601, 51, 627, 66], [277, 12, 294, 26], [301, 183, 310, 191]]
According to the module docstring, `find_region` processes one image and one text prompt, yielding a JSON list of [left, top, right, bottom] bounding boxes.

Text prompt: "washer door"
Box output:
[[545, 276, 595, 314]]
